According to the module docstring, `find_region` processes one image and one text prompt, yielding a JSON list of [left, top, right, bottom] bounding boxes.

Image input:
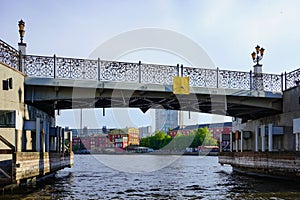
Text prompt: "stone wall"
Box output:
[[219, 152, 300, 179]]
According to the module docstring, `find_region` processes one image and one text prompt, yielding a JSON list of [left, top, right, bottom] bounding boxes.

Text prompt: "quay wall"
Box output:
[[219, 152, 300, 179], [13, 152, 74, 183]]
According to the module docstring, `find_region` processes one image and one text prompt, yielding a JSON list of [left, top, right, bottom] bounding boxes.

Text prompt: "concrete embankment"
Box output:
[[219, 152, 300, 180]]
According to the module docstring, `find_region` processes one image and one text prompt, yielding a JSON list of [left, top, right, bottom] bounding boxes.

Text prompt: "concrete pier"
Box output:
[[219, 152, 300, 180], [219, 84, 300, 180], [0, 61, 73, 187]]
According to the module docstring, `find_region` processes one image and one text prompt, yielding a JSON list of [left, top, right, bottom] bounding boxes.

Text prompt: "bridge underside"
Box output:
[[24, 78, 283, 122]]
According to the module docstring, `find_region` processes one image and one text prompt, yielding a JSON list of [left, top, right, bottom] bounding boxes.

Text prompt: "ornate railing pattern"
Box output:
[[286, 68, 300, 89], [141, 63, 178, 85], [24, 55, 54, 78], [100, 60, 139, 82], [219, 70, 250, 90], [0, 39, 298, 93], [262, 73, 282, 93], [0, 40, 19, 70], [56, 57, 98, 80], [19, 54, 290, 93], [184, 67, 218, 88]]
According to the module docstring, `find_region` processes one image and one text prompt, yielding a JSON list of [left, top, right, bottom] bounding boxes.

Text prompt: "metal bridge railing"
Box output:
[[285, 68, 300, 90], [0, 39, 20, 70], [0, 39, 297, 93]]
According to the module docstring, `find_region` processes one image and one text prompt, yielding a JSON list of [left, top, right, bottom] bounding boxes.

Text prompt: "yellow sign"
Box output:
[[173, 76, 190, 95]]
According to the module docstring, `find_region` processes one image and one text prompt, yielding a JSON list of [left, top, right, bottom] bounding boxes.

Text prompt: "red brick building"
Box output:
[[72, 134, 114, 152], [109, 128, 140, 149], [168, 122, 232, 141]]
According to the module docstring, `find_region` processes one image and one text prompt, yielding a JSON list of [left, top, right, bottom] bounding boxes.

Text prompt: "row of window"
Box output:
[[0, 110, 15, 128]]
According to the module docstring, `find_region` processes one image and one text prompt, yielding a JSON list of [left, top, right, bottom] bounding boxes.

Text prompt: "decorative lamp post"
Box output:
[[251, 45, 265, 66], [251, 45, 265, 90], [18, 19, 25, 44], [18, 19, 27, 72]]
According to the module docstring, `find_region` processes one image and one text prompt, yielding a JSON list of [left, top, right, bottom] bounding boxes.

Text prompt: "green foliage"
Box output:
[[140, 127, 217, 150], [72, 142, 86, 151]]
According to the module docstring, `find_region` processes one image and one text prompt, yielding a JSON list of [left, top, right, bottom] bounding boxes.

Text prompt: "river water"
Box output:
[[3, 154, 300, 200]]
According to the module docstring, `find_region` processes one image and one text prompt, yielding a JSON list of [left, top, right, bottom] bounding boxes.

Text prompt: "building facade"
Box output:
[[71, 127, 104, 137], [169, 122, 232, 141], [72, 134, 114, 153], [109, 128, 140, 148], [155, 109, 178, 132], [0, 49, 73, 185], [138, 126, 152, 138]]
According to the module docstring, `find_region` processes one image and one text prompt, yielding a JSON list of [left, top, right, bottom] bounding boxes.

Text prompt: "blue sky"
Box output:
[[1, 0, 300, 130]]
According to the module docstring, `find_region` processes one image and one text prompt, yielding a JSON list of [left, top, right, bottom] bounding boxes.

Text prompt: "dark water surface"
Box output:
[[2, 154, 300, 199]]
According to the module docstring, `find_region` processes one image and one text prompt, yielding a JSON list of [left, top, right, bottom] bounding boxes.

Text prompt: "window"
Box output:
[[0, 110, 15, 128]]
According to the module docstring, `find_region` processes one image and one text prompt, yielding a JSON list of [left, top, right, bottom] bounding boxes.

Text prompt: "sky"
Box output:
[[1, 0, 300, 130]]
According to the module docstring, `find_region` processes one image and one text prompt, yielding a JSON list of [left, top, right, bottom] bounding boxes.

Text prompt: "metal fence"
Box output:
[[285, 68, 300, 90], [0, 39, 19, 70], [0, 39, 298, 93]]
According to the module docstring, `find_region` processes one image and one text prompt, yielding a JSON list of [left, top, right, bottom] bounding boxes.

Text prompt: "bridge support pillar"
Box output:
[[255, 126, 259, 152], [296, 133, 299, 151], [44, 121, 49, 152], [67, 131, 72, 153], [36, 118, 41, 152], [50, 136, 56, 152], [15, 130, 22, 152], [56, 127, 60, 153], [293, 118, 300, 151], [240, 131, 243, 152], [268, 124, 273, 152], [235, 131, 239, 152], [261, 125, 265, 152], [230, 131, 233, 152], [62, 128, 65, 153], [219, 134, 222, 152]]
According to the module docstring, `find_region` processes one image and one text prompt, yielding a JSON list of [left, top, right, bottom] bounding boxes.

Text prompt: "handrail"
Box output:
[[1, 39, 299, 93], [0, 40, 19, 70], [285, 68, 300, 89]]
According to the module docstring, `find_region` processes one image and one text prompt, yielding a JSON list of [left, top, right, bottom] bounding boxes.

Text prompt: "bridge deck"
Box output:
[[25, 77, 282, 122]]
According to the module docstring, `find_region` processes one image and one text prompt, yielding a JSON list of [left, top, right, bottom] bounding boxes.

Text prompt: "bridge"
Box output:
[[1, 39, 300, 122], [2, 37, 300, 182]]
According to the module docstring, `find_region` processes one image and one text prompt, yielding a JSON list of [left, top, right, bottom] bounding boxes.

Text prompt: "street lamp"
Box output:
[[18, 19, 27, 71], [18, 19, 25, 44], [251, 45, 265, 90], [251, 45, 265, 65]]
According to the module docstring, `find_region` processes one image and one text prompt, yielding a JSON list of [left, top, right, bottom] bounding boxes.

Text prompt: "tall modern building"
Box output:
[[155, 109, 178, 132], [139, 126, 152, 138]]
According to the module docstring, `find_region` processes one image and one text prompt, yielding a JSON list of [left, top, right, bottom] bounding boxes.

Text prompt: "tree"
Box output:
[[140, 127, 217, 150], [202, 127, 217, 146], [189, 127, 217, 148]]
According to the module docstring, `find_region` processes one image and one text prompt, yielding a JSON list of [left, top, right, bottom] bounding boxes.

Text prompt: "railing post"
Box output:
[[53, 54, 56, 79], [18, 50, 23, 73], [98, 58, 101, 81], [138, 60, 142, 83], [180, 64, 183, 77], [216, 67, 219, 88], [281, 73, 284, 92], [284, 71, 287, 90], [250, 70, 253, 90], [177, 64, 180, 77]]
